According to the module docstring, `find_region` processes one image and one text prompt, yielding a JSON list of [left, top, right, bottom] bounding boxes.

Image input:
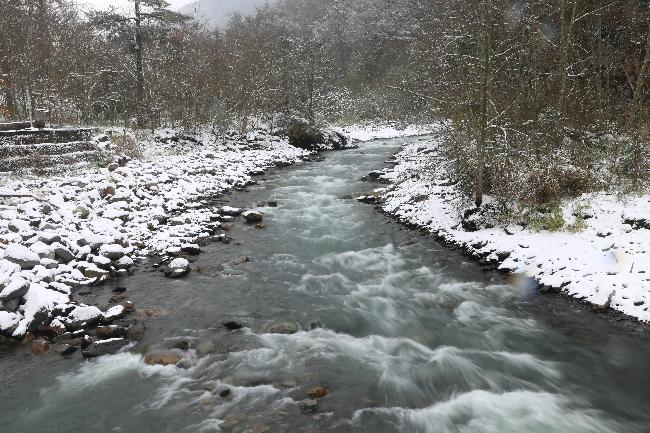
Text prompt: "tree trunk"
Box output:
[[135, 0, 145, 128], [475, 0, 491, 208]]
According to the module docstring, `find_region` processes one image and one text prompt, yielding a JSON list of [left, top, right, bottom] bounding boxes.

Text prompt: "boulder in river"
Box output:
[[220, 206, 243, 217], [308, 386, 328, 398], [299, 398, 319, 414], [165, 258, 190, 278], [243, 211, 263, 224], [267, 321, 299, 334], [144, 352, 182, 366], [82, 338, 128, 357]]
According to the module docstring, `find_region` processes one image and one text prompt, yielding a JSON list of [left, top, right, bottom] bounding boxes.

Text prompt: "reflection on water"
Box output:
[[1, 139, 649, 433]]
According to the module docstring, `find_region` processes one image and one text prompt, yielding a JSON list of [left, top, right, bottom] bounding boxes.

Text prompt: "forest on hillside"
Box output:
[[1, 0, 650, 207]]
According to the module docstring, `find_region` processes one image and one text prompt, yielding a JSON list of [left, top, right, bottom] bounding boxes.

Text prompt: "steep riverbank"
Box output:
[[368, 129, 650, 323]]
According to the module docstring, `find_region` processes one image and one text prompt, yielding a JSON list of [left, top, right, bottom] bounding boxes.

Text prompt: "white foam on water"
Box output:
[[352, 390, 625, 433]]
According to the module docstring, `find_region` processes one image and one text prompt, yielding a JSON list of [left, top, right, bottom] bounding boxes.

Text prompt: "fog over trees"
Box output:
[[1, 0, 649, 207]]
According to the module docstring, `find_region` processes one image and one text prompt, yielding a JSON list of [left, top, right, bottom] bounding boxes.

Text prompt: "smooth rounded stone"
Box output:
[[0, 278, 29, 302], [307, 386, 328, 399], [112, 286, 127, 293], [31, 338, 49, 354], [267, 321, 299, 335], [164, 258, 190, 278], [144, 352, 182, 366], [218, 388, 232, 399], [242, 210, 263, 224], [4, 243, 40, 269], [82, 338, 128, 357], [299, 399, 318, 414], [107, 163, 119, 172]]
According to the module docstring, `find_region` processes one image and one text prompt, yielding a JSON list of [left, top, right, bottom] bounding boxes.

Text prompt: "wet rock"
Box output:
[[109, 294, 128, 304], [307, 320, 322, 330], [81, 335, 94, 349], [223, 321, 244, 331], [112, 286, 127, 294], [82, 338, 128, 357], [267, 200, 278, 207], [103, 305, 127, 323], [233, 256, 251, 266], [144, 352, 182, 366], [243, 210, 263, 224], [126, 322, 146, 341], [96, 325, 127, 339], [255, 224, 266, 230], [172, 339, 190, 351], [267, 322, 299, 335], [218, 388, 232, 398], [31, 338, 49, 354], [4, 243, 40, 269], [299, 399, 318, 414], [307, 386, 328, 398], [59, 344, 78, 357], [165, 258, 190, 278]]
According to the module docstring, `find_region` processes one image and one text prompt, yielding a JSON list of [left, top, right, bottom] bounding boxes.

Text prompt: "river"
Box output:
[[1, 137, 649, 433]]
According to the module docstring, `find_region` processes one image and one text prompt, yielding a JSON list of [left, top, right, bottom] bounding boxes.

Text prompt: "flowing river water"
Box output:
[[1, 137, 649, 433]]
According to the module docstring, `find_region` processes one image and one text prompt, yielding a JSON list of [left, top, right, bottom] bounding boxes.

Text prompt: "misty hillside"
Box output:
[[181, 0, 273, 27]]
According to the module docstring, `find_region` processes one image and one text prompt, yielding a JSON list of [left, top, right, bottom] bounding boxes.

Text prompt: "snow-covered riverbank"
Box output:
[[0, 128, 311, 341], [0, 123, 433, 350], [372, 131, 650, 322]]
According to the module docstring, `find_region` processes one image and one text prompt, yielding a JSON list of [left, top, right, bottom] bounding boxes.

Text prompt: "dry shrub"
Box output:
[[111, 134, 143, 159]]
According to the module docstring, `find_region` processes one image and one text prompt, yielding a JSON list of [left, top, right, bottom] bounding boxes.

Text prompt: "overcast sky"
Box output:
[[80, 0, 194, 11]]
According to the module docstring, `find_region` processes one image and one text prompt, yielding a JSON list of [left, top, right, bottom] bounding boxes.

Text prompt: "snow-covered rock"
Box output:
[[4, 243, 40, 269], [165, 258, 190, 278], [378, 132, 650, 322]]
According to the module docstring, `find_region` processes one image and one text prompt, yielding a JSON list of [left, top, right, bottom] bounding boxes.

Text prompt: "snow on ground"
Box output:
[[0, 123, 430, 342], [375, 131, 650, 322], [334, 123, 439, 143], [0, 128, 308, 338]]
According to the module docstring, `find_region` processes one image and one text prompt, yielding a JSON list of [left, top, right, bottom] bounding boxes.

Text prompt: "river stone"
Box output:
[[196, 340, 216, 355], [31, 338, 50, 354], [66, 305, 103, 330], [267, 322, 299, 334], [242, 210, 263, 224], [299, 399, 318, 414], [99, 244, 126, 260], [0, 311, 20, 335], [82, 338, 128, 357], [96, 325, 127, 339], [126, 322, 147, 341], [144, 352, 182, 366], [165, 258, 190, 278], [4, 243, 40, 269], [307, 386, 328, 398]]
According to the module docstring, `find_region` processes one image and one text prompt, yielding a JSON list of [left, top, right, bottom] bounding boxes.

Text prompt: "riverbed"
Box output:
[[1, 137, 649, 433]]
